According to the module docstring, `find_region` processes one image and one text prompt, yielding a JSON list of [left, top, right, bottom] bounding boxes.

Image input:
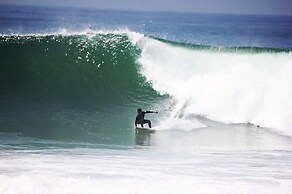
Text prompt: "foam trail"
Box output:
[[135, 37, 292, 135], [1, 174, 291, 194]]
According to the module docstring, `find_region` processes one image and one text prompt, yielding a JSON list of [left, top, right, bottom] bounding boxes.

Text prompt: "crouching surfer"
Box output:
[[135, 108, 158, 128]]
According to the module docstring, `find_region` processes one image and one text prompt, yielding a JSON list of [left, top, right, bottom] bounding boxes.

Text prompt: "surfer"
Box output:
[[135, 108, 158, 128]]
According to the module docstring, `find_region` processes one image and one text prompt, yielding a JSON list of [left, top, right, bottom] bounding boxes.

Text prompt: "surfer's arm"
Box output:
[[145, 110, 158, 114]]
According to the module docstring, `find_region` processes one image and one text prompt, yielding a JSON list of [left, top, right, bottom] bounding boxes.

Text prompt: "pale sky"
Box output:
[[1, 0, 291, 15]]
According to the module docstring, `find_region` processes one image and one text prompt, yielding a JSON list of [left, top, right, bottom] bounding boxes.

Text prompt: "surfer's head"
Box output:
[[137, 108, 142, 113]]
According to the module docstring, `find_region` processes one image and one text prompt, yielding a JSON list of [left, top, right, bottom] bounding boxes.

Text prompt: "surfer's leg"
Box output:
[[143, 119, 151, 128]]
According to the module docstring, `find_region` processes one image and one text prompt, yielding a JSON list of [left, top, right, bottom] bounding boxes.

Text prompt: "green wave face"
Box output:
[[0, 34, 162, 143]]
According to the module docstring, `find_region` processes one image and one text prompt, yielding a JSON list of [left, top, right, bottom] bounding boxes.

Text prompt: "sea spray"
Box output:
[[136, 36, 292, 135]]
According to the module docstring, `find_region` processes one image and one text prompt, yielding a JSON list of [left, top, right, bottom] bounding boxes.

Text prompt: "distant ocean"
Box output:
[[0, 5, 292, 194]]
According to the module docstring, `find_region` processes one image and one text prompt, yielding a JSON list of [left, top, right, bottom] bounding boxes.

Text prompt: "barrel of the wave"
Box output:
[[0, 33, 162, 142]]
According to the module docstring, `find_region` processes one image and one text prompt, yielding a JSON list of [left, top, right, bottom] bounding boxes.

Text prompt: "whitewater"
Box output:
[[137, 36, 292, 135], [1, 5, 292, 194]]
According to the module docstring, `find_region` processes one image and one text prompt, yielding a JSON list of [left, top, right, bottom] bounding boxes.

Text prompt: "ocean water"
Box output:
[[0, 5, 292, 194]]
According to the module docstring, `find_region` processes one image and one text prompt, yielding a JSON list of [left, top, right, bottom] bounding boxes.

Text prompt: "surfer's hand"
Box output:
[[156, 111, 158, 113]]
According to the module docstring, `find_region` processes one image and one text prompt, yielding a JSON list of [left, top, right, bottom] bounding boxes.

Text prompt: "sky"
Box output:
[[0, 0, 291, 15]]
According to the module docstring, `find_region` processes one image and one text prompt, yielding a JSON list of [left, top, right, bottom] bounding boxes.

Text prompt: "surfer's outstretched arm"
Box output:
[[145, 110, 158, 114]]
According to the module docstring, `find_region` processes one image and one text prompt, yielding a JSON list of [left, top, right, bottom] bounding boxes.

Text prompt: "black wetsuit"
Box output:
[[135, 111, 153, 128]]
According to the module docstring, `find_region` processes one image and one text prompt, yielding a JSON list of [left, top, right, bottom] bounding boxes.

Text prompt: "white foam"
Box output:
[[135, 37, 292, 136], [156, 117, 206, 131], [1, 174, 291, 194], [1, 148, 292, 194]]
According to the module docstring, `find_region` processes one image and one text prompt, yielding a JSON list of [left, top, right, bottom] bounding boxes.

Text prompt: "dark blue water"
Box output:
[[1, 5, 291, 49]]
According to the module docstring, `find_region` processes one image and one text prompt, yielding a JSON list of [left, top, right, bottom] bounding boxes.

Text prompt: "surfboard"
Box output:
[[135, 127, 156, 133]]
